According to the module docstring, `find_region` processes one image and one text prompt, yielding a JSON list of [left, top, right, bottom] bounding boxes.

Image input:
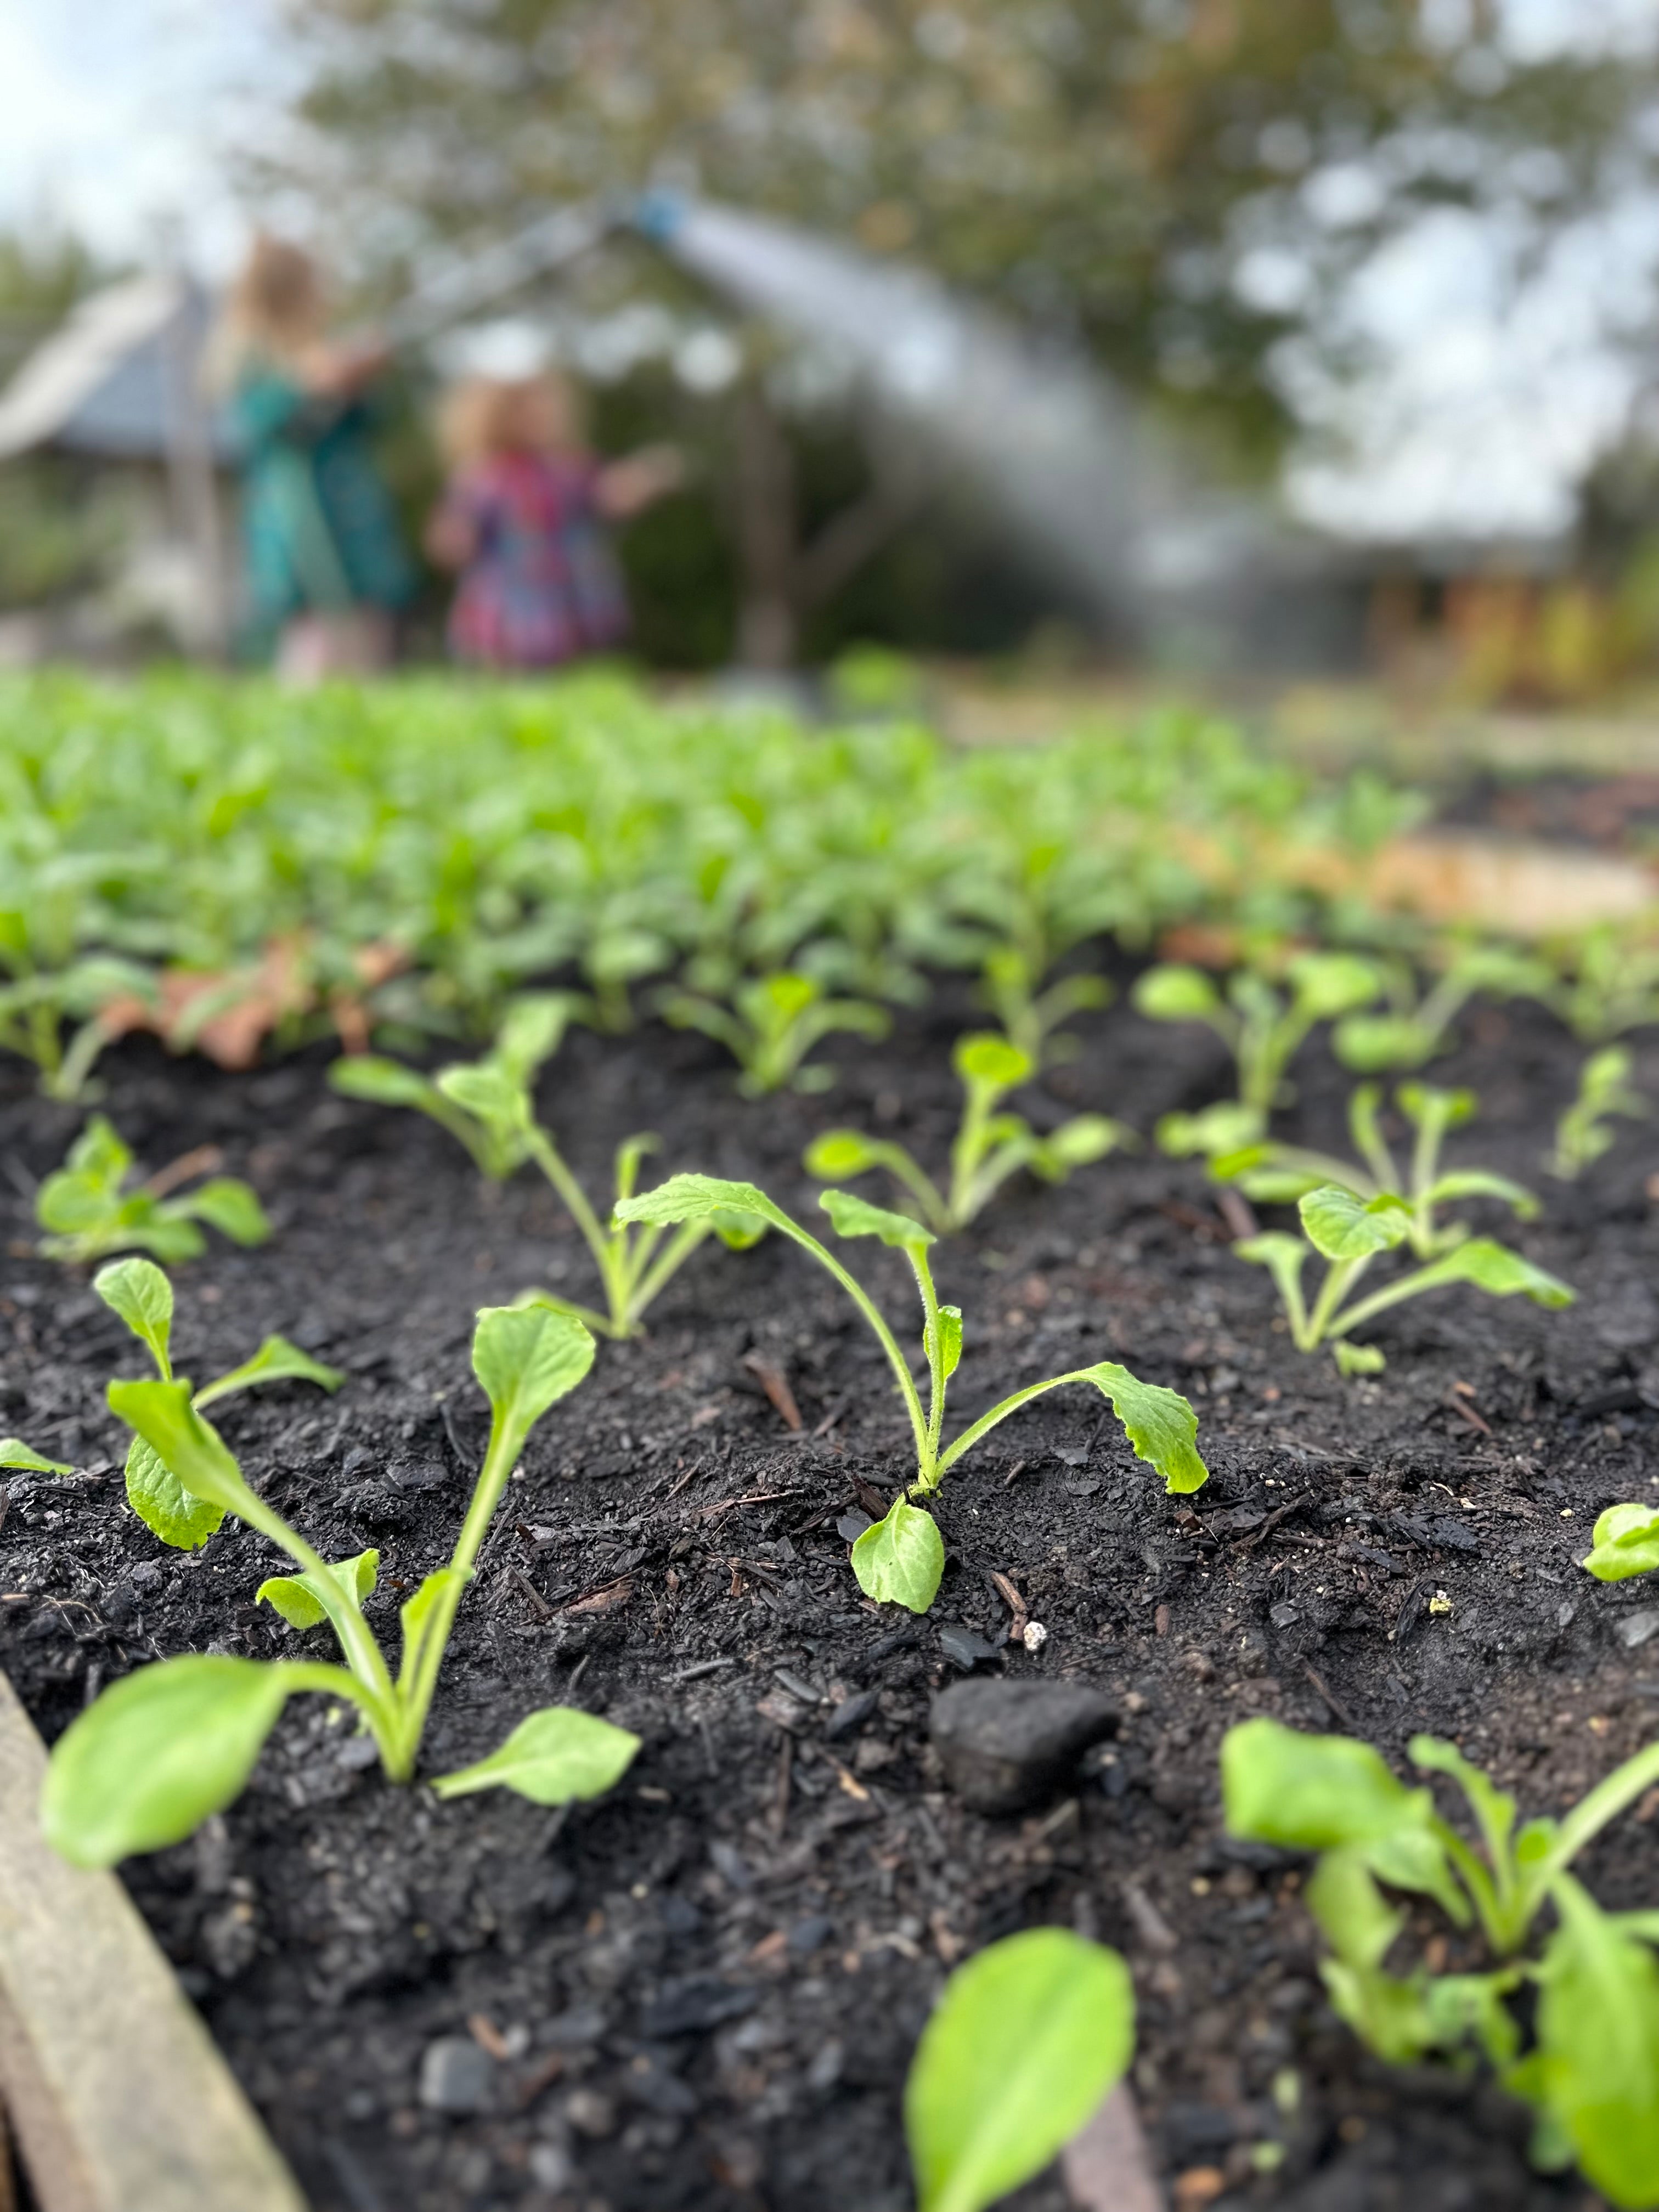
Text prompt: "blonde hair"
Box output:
[[438, 372, 583, 470], [211, 236, 325, 388]]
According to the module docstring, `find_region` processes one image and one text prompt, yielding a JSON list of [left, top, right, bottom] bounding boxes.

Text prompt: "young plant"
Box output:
[[1134, 949, 1384, 1156], [0, 951, 157, 1101], [803, 1031, 1128, 1235], [92, 1257, 346, 1545], [332, 1002, 761, 1338], [40, 1302, 639, 1867], [1234, 1181, 1573, 1374], [905, 1928, 1134, 2212], [614, 1174, 1207, 1612], [36, 1115, 269, 1266], [1215, 1081, 1541, 1262], [1223, 1718, 1659, 2210], [1331, 940, 1552, 1074], [657, 969, 890, 1095], [1581, 1500, 1659, 1583], [1545, 919, 1659, 1044], [0, 1437, 72, 1475], [974, 943, 1111, 1068], [1548, 1045, 1645, 1180]]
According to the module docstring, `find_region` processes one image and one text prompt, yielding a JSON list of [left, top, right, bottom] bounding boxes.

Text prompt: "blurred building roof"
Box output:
[[0, 272, 234, 464]]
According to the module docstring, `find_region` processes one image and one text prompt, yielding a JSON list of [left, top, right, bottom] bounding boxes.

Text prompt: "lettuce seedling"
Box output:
[[803, 1031, 1128, 1234], [1332, 941, 1552, 1075], [1581, 1501, 1659, 1583], [1548, 1045, 1644, 1181], [1545, 919, 1659, 1044], [41, 1302, 636, 1866], [974, 943, 1112, 1068], [905, 1928, 1134, 2212], [0, 1437, 72, 1475], [1223, 1718, 1659, 2209], [1234, 1180, 1572, 1375], [1216, 1081, 1541, 1263], [93, 1257, 345, 1547], [0, 950, 158, 1101], [335, 1013, 759, 1339], [36, 1115, 269, 1265], [1135, 950, 1384, 1156], [615, 1174, 1207, 1612], [657, 969, 890, 1094]]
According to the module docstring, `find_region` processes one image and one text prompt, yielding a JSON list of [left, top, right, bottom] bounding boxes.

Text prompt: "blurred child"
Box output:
[[215, 236, 413, 680], [426, 371, 681, 670]]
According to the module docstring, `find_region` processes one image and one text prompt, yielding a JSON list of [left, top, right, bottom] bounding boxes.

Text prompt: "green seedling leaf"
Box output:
[[1398, 1081, 1476, 1130], [1333, 1013, 1436, 1073], [328, 1055, 439, 1108], [927, 1304, 963, 1382], [1299, 1186, 1410, 1262], [819, 1187, 935, 1250], [0, 1437, 73, 1474], [1420, 1239, 1575, 1307], [614, 1172, 785, 1234], [1074, 1363, 1208, 1495], [430, 1706, 641, 1803], [258, 1549, 379, 1631], [1133, 964, 1223, 1021], [1333, 1339, 1387, 1375], [1155, 1101, 1265, 1159], [1583, 1503, 1659, 1583], [397, 1568, 469, 1695], [183, 1178, 270, 1248], [1235, 1231, 1307, 1298], [194, 1335, 347, 1408], [437, 1062, 527, 1131], [41, 1655, 299, 1866], [106, 1380, 257, 1520], [1533, 1876, 1659, 2210], [1308, 1846, 1405, 1971], [1031, 1114, 1126, 1174], [1423, 1170, 1539, 1219], [471, 1304, 596, 1464], [952, 1031, 1033, 1090], [494, 991, 578, 1080], [125, 1435, 224, 1549], [93, 1257, 173, 1373], [803, 1129, 888, 1178], [1289, 952, 1387, 1019], [905, 1928, 1135, 2212], [711, 1207, 769, 1251], [851, 1498, 946, 1613], [66, 1114, 132, 1183], [1223, 1718, 1431, 1850]]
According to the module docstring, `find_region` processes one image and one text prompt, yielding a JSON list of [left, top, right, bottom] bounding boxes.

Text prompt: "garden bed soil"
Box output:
[[2, 986, 1656, 2212]]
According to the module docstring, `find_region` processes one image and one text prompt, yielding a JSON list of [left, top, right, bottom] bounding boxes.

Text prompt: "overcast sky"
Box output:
[[2, 0, 1656, 544]]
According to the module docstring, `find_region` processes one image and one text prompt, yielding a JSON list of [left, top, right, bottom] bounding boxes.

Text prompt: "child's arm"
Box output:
[[593, 445, 684, 520]]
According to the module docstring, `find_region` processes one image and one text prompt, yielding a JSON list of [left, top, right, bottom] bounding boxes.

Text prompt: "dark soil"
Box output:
[[3, 984, 1656, 2212]]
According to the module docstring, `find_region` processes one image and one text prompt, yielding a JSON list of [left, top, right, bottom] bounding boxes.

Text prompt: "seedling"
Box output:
[[1135, 949, 1384, 1155], [905, 1928, 1134, 2212], [974, 943, 1111, 1067], [803, 1031, 1128, 1235], [0, 1437, 72, 1475], [41, 1301, 637, 1867], [332, 1001, 761, 1338], [1234, 1180, 1573, 1374], [657, 969, 889, 1094], [1548, 1045, 1644, 1180], [1224, 1718, 1659, 2209], [1581, 1500, 1659, 1583], [1545, 919, 1659, 1043], [1216, 1081, 1541, 1261], [92, 1257, 346, 1547], [1332, 941, 1552, 1074], [0, 952, 157, 1101], [36, 1116, 269, 1265], [615, 1174, 1207, 1612]]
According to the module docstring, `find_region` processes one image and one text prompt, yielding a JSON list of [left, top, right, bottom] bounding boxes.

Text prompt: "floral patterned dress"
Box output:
[[439, 450, 630, 670]]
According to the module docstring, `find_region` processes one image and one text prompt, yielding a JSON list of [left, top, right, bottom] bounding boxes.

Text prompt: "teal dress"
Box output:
[[230, 364, 414, 644]]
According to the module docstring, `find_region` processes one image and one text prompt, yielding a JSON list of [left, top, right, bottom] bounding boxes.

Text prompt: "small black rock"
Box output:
[[639, 1978, 758, 2038], [937, 1624, 1001, 1671], [823, 1689, 879, 1739], [930, 1679, 1118, 1814], [418, 2034, 495, 2115]]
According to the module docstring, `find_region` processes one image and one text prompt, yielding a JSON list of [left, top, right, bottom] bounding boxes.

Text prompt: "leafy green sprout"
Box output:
[[331, 998, 763, 1339], [1215, 1081, 1542, 1262], [1134, 950, 1385, 1156], [613, 1174, 1208, 1614], [803, 1030, 1129, 1235], [1223, 1717, 1659, 2210], [1331, 941, 1554, 1075], [1234, 1180, 1573, 1375], [974, 943, 1113, 1068], [41, 1300, 637, 1867], [36, 1115, 270, 1266], [0, 947, 156, 1102], [1548, 1045, 1645, 1181], [656, 968, 890, 1095], [92, 1258, 347, 1547], [904, 1928, 1134, 2212], [1581, 1500, 1659, 1583], [1544, 921, 1659, 1045]]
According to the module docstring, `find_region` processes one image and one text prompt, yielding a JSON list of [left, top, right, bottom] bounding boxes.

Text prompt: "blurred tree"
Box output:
[[259, 0, 1658, 657]]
